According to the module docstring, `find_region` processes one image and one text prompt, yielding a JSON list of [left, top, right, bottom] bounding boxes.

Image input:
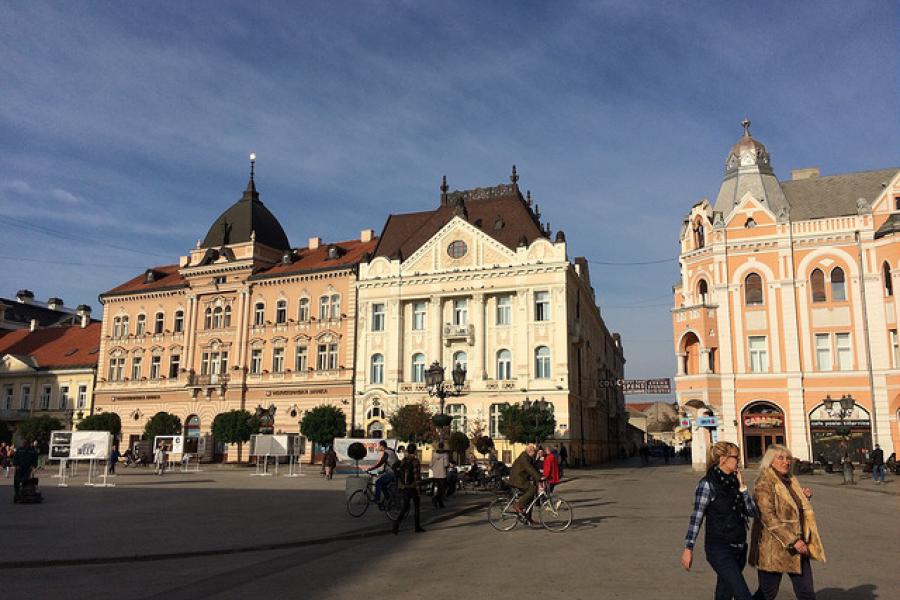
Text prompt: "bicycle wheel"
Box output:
[[487, 497, 519, 531], [347, 489, 369, 517], [538, 497, 573, 532], [384, 491, 402, 520]]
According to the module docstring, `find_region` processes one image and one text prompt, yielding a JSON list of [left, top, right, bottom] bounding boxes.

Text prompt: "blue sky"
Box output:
[[1, 1, 898, 395]]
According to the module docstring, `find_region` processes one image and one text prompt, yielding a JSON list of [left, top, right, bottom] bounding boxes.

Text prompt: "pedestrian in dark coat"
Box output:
[[393, 443, 424, 534]]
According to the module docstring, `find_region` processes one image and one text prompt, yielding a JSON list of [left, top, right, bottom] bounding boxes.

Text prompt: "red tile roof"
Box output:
[[626, 402, 654, 413], [374, 184, 547, 260], [0, 322, 101, 369], [101, 264, 188, 297]]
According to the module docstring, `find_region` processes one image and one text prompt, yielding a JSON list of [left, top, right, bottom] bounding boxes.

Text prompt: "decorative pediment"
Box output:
[[400, 216, 518, 276], [724, 193, 776, 229]]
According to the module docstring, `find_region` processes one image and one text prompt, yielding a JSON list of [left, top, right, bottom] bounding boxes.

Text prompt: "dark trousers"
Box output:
[[432, 478, 446, 508], [705, 543, 753, 600], [394, 489, 421, 531], [515, 483, 537, 510], [755, 557, 816, 600]]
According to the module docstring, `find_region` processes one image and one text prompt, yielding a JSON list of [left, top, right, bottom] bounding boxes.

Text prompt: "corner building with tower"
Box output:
[[672, 121, 900, 469]]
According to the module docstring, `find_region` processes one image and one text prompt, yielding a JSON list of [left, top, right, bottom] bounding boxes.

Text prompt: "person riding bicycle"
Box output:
[[510, 443, 545, 518], [366, 440, 399, 504]]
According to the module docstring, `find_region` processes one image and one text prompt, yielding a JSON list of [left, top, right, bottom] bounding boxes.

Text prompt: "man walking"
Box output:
[[108, 446, 120, 475], [393, 443, 424, 534], [430, 442, 450, 509], [558, 443, 569, 468], [154, 443, 167, 476], [871, 444, 886, 485]]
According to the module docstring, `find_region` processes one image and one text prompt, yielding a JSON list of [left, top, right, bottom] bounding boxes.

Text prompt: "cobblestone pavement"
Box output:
[[2, 460, 896, 599]]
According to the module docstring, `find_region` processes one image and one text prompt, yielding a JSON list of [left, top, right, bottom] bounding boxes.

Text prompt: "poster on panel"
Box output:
[[333, 438, 398, 466]]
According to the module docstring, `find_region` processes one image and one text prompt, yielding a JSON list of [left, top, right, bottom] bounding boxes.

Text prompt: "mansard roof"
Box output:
[[201, 178, 291, 251], [373, 182, 547, 260], [780, 167, 899, 221]]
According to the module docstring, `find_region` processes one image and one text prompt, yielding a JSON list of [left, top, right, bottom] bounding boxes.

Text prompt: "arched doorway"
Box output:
[[680, 332, 701, 375], [184, 414, 200, 453], [741, 402, 785, 464], [809, 402, 872, 465], [367, 421, 385, 438]]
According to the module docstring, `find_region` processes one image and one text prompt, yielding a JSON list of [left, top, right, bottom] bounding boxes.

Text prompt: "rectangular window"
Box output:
[[59, 385, 69, 410], [150, 356, 161, 379], [21, 385, 31, 410], [815, 333, 831, 371], [272, 347, 285, 373], [135, 316, 146, 336], [219, 351, 228, 374], [77, 385, 87, 409], [154, 313, 164, 334], [412, 301, 426, 330], [200, 352, 210, 376], [496, 295, 512, 325], [254, 304, 265, 326], [835, 333, 852, 371], [453, 299, 468, 326], [174, 312, 184, 333], [3, 385, 13, 409], [748, 336, 768, 373], [534, 291, 550, 321], [108, 358, 125, 381], [131, 356, 142, 380], [328, 343, 338, 370], [276, 303, 287, 324], [892, 329, 900, 368], [295, 346, 308, 371], [372, 303, 386, 331], [250, 349, 263, 374], [40, 384, 51, 409], [316, 344, 329, 370], [490, 403, 507, 439], [169, 355, 180, 379], [319, 296, 330, 320], [298, 299, 309, 321], [447, 403, 467, 433]]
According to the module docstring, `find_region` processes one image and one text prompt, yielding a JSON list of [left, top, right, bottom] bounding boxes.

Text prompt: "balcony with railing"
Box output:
[[443, 323, 474, 346]]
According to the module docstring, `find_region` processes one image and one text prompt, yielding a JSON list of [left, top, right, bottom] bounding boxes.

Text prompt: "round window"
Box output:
[[447, 240, 467, 258]]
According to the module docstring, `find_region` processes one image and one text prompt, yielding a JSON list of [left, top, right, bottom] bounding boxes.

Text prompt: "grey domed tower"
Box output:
[[713, 120, 790, 220]]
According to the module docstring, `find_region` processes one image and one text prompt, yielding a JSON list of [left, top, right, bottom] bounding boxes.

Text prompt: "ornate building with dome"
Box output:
[[672, 121, 900, 469], [93, 163, 378, 458]]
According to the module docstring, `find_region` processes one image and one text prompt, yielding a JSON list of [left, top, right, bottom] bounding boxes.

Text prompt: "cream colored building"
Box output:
[[355, 174, 626, 464], [672, 121, 900, 468]]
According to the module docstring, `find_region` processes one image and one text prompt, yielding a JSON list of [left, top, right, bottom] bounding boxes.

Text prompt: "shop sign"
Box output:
[[697, 416, 718, 427], [267, 388, 329, 397], [810, 419, 870, 428], [744, 414, 783, 429], [620, 379, 671, 394]]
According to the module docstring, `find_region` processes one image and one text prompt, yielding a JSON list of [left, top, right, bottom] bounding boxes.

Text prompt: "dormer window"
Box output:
[[745, 218, 757, 228]]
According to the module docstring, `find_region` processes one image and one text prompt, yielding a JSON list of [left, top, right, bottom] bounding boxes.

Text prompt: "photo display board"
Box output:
[[250, 434, 290, 456], [50, 431, 111, 460], [333, 438, 398, 465]]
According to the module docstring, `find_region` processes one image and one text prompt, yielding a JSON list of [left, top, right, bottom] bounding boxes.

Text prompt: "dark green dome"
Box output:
[[201, 178, 290, 251]]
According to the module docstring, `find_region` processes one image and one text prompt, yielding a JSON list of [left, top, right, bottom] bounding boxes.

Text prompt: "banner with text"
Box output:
[[620, 379, 671, 395]]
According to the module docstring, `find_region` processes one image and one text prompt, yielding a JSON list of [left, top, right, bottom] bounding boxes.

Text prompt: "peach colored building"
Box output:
[[673, 121, 899, 468], [93, 168, 376, 458]]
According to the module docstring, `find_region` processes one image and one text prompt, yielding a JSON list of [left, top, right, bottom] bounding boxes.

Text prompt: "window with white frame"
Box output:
[[223, 306, 231, 327], [40, 384, 51, 409], [213, 307, 223, 328], [534, 291, 550, 321], [447, 403, 467, 433], [372, 303, 386, 331], [169, 354, 180, 378], [453, 351, 467, 375], [815, 334, 831, 371], [496, 295, 512, 325], [150, 355, 161, 379], [273, 347, 285, 372], [204, 308, 213, 329], [534, 346, 551, 378], [411, 353, 426, 382], [21, 385, 31, 409], [174, 310, 184, 333], [77, 385, 87, 409], [59, 385, 69, 410], [319, 295, 330, 320], [453, 299, 468, 326], [4, 385, 13, 409], [490, 403, 507, 438], [298, 298, 310, 321], [250, 349, 263, 374], [154, 312, 165, 334], [892, 329, 900, 368], [371, 354, 384, 384], [135, 314, 146, 336], [276, 300, 288, 324], [331, 294, 341, 318], [254, 303, 265, 326], [108, 357, 125, 381], [131, 356, 142, 380], [412, 301, 426, 330], [295, 345, 308, 371], [497, 349, 512, 380], [835, 333, 852, 370], [831, 267, 846, 301], [749, 336, 768, 373], [327, 343, 338, 369], [316, 344, 329, 370]]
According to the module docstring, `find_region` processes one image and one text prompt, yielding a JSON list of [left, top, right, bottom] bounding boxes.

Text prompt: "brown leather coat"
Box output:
[[749, 467, 826, 574]]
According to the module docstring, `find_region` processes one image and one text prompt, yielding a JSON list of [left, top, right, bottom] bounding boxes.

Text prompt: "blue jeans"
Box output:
[[374, 470, 394, 502], [872, 464, 885, 483], [705, 543, 753, 600]]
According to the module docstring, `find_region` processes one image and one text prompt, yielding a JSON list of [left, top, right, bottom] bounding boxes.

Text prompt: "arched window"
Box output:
[[884, 262, 893, 297], [411, 353, 426, 382], [830, 267, 846, 301], [693, 218, 705, 248], [212, 306, 223, 328], [744, 273, 763, 305], [173, 310, 184, 333], [366, 406, 384, 420], [496, 349, 512, 380], [298, 297, 310, 321], [223, 306, 232, 327], [254, 302, 265, 325], [370, 354, 384, 384], [331, 294, 341, 318], [453, 351, 468, 375], [319, 295, 330, 320], [810, 268, 826, 303], [682, 332, 700, 375], [275, 299, 287, 324], [204, 308, 212, 329], [154, 311, 165, 334], [698, 279, 709, 305], [535, 346, 551, 379], [135, 314, 146, 336]]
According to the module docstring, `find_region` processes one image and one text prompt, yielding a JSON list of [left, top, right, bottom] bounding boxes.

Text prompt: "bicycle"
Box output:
[[347, 473, 402, 520], [487, 484, 572, 532]]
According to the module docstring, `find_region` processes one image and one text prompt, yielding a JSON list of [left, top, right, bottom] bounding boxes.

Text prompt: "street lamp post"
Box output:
[[823, 394, 856, 484], [425, 361, 466, 443]]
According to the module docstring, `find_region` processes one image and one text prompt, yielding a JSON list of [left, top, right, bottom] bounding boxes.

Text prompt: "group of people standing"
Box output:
[[682, 441, 825, 599]]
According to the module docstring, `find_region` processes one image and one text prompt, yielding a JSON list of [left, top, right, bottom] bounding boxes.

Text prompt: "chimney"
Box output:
[[47, 297, 64, 311], [308, 237, 322, 250], [30, 318, 38, 332], [792, 167, 820, 181], [360, 229, 375, 243], [16, 289, 34, 304], [76, 304, 92, 328]]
